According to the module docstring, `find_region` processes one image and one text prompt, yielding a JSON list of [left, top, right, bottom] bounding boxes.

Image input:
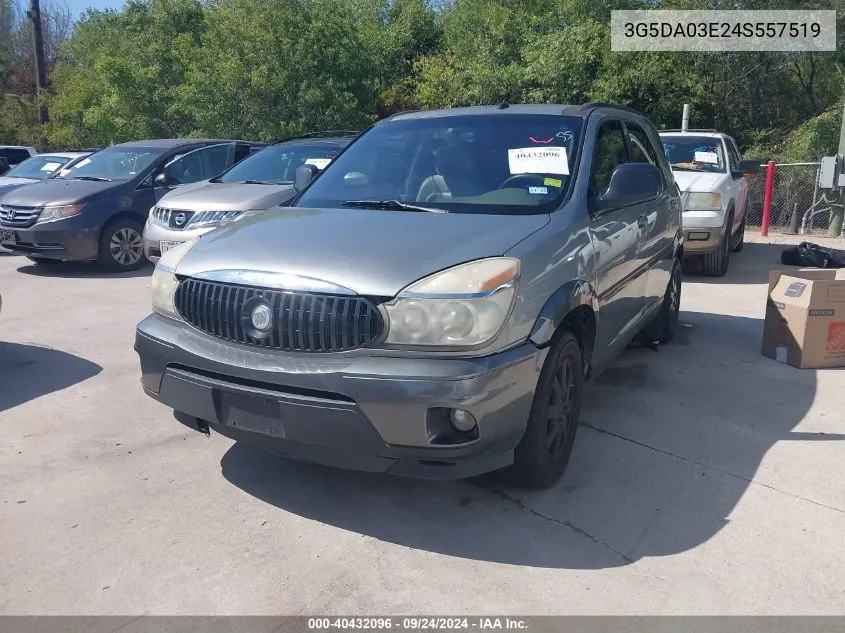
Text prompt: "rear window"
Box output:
[[294, 114, 584, 215], [0, 148, 33, 165]]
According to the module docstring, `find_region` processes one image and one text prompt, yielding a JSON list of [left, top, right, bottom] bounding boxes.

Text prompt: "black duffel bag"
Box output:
[[781, 241, 845, 269]]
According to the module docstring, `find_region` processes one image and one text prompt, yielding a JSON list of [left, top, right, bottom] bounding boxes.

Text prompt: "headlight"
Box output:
[[684, 192, 722, 210], [384, 257, 519, 347], [36, 203, 86, 223], [151, 238, 198, 319]]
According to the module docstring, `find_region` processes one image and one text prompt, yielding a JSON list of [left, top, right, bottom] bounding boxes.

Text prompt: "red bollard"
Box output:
[[761, 160, 775, 237]]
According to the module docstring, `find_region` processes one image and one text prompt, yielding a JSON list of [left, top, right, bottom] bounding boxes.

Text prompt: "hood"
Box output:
[[0, 178, 119, 206], [0, 176, 38, 188], [176, 206, 550, 297], [157, 181, 296, 212], [670, 170, 724, 193]]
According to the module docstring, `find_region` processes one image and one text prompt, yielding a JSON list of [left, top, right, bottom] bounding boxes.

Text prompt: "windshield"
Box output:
[[661, 136, 726, 173], [218, 142, 347, 185], [57, 146, 162, 182], [5, 155, 75, 180], [294, 114, 584, 215]]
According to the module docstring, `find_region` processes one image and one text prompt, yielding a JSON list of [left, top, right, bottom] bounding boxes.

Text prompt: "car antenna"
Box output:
[[497, 100, 510, 110]]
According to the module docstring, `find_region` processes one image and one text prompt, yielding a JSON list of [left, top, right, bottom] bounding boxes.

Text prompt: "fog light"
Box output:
[[688, 231, 710, 241], [450, 409, 477, 432]]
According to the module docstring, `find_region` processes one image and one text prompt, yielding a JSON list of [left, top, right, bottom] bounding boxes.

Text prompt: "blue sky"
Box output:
[[68, 0, 127, 19]]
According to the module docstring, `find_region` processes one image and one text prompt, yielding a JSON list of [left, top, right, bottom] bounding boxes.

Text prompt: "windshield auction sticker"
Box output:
[[508, 147, 569, 176], [611, 10, 836, 52]]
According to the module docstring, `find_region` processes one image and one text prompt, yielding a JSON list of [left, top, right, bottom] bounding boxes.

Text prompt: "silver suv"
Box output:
[[135, 103, 683, 488], [142, 133, 357, 262]]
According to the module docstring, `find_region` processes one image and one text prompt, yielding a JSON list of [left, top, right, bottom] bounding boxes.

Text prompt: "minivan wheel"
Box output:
[[98, 219, 145, 271], [644, 258, 682, 344], [501, 330, 583, 489]]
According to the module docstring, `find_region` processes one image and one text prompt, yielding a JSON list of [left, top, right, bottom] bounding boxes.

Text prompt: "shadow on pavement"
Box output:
[[220, 311, 817, 570], [15, 260, 153, 279], [0, 342, 102, 412], [684, 242, 796, 285]]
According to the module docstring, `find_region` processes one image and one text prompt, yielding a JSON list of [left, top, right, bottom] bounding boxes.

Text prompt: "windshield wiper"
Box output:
[[340, 199, 447, 213], [240, 179, 276, 185], [69, 175, 111, 182]]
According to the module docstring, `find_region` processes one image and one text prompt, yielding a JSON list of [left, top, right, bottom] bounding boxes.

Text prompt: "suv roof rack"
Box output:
[[660, 129, 719, 133], [273, 130, 360, 144], [569, 102, 645, 117]]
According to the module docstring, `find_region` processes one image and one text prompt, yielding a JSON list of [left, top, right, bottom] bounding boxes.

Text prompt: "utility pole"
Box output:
[[829, 97, 845, 237], [27, 0, 48, 124]]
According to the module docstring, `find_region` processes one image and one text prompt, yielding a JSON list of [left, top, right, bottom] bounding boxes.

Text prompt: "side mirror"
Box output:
[[293, 163, 319, 192], [733, 159, 760, 179], [154, 172, 170, 188], [598, 163, 662, 211]]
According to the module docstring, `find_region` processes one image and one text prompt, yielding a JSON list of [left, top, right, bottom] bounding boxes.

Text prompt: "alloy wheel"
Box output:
[[547, 357, 576, 463], [109, 227, 144, 267]]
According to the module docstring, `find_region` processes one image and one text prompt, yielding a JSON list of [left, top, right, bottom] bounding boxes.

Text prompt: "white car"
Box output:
[[0, 151, 93, 193], [659, 129, 759, 276]]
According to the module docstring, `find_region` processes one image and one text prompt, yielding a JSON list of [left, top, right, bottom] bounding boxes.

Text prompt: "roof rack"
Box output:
[[570, 102, 645, 116], [273, 130, 361, 144], [660, 129, 719, 133]]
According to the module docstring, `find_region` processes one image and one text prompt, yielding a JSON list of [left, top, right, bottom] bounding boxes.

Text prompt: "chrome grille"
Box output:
[[174, 279, 384, 352], [150, 206, 242, 230], [0, 205, 41, 228]]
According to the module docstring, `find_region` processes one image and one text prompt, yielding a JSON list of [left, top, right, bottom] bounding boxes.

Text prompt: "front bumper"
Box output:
[[0, 221, 98, 261], [135, 315, 545, 479], [143, 221, 215, 263], [681, 209, 727, 255]]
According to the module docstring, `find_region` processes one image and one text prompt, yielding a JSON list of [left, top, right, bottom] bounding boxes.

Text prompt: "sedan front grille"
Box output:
[[0, 205, 41, 228], [174, 279, 385, 352], [150, 206, 242, 230]]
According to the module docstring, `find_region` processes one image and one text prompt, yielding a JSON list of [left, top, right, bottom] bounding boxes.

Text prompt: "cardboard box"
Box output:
[[762, 268, 845, 369]]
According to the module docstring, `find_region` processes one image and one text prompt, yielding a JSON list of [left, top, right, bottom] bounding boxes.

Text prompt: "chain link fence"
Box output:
[[745, 162, 844, 235]]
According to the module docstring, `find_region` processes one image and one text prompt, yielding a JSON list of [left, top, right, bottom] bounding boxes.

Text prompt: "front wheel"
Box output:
[[97, 218, 145, 271], [701, 218, 731, 277], [644, 258, 682, 344], [732, 216, 745, 252], [501, 329, 583, 489]]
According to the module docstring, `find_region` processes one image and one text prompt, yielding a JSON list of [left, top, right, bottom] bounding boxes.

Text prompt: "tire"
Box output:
[[97, 218, 145, 271], [643, 258, 682, 344], [701, 215, 732, 277], [732, 215, 745, 252], [501, 329, 583, 489], [25, 256, 61, 265]]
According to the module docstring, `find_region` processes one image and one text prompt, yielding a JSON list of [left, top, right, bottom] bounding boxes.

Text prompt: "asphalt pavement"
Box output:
[[0, 235, 843, 614]]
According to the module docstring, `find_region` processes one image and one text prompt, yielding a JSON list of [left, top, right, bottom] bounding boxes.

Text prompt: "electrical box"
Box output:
[[818, 156, 839, 189]]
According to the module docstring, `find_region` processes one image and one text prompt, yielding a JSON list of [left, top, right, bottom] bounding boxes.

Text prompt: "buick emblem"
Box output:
[[250, 303, 273, 331], [173, 212, 187, 227]]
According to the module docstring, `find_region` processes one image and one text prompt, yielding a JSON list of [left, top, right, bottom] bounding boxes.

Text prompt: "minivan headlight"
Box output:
[[36, 203, 86, 223], [151, 238, 198, 320], [384, 258, 519, 347], [684, 192, 722, 211]]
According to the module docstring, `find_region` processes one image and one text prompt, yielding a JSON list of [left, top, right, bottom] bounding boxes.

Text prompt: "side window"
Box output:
[[165, 145, 230, 184], [590, 120, 628, 196], [725, 139, 741, 170], [625, 123, 659, 165]]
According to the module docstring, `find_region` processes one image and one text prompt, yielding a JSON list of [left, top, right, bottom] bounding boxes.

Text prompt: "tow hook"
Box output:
[[197, 420, 210, 437]]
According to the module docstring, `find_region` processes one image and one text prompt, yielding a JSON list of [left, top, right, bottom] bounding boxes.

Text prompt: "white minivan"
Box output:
[[659, 130, 759, 276]]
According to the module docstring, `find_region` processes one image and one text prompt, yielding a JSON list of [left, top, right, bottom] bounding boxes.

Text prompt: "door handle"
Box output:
[[637, 214, 648, 229]]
